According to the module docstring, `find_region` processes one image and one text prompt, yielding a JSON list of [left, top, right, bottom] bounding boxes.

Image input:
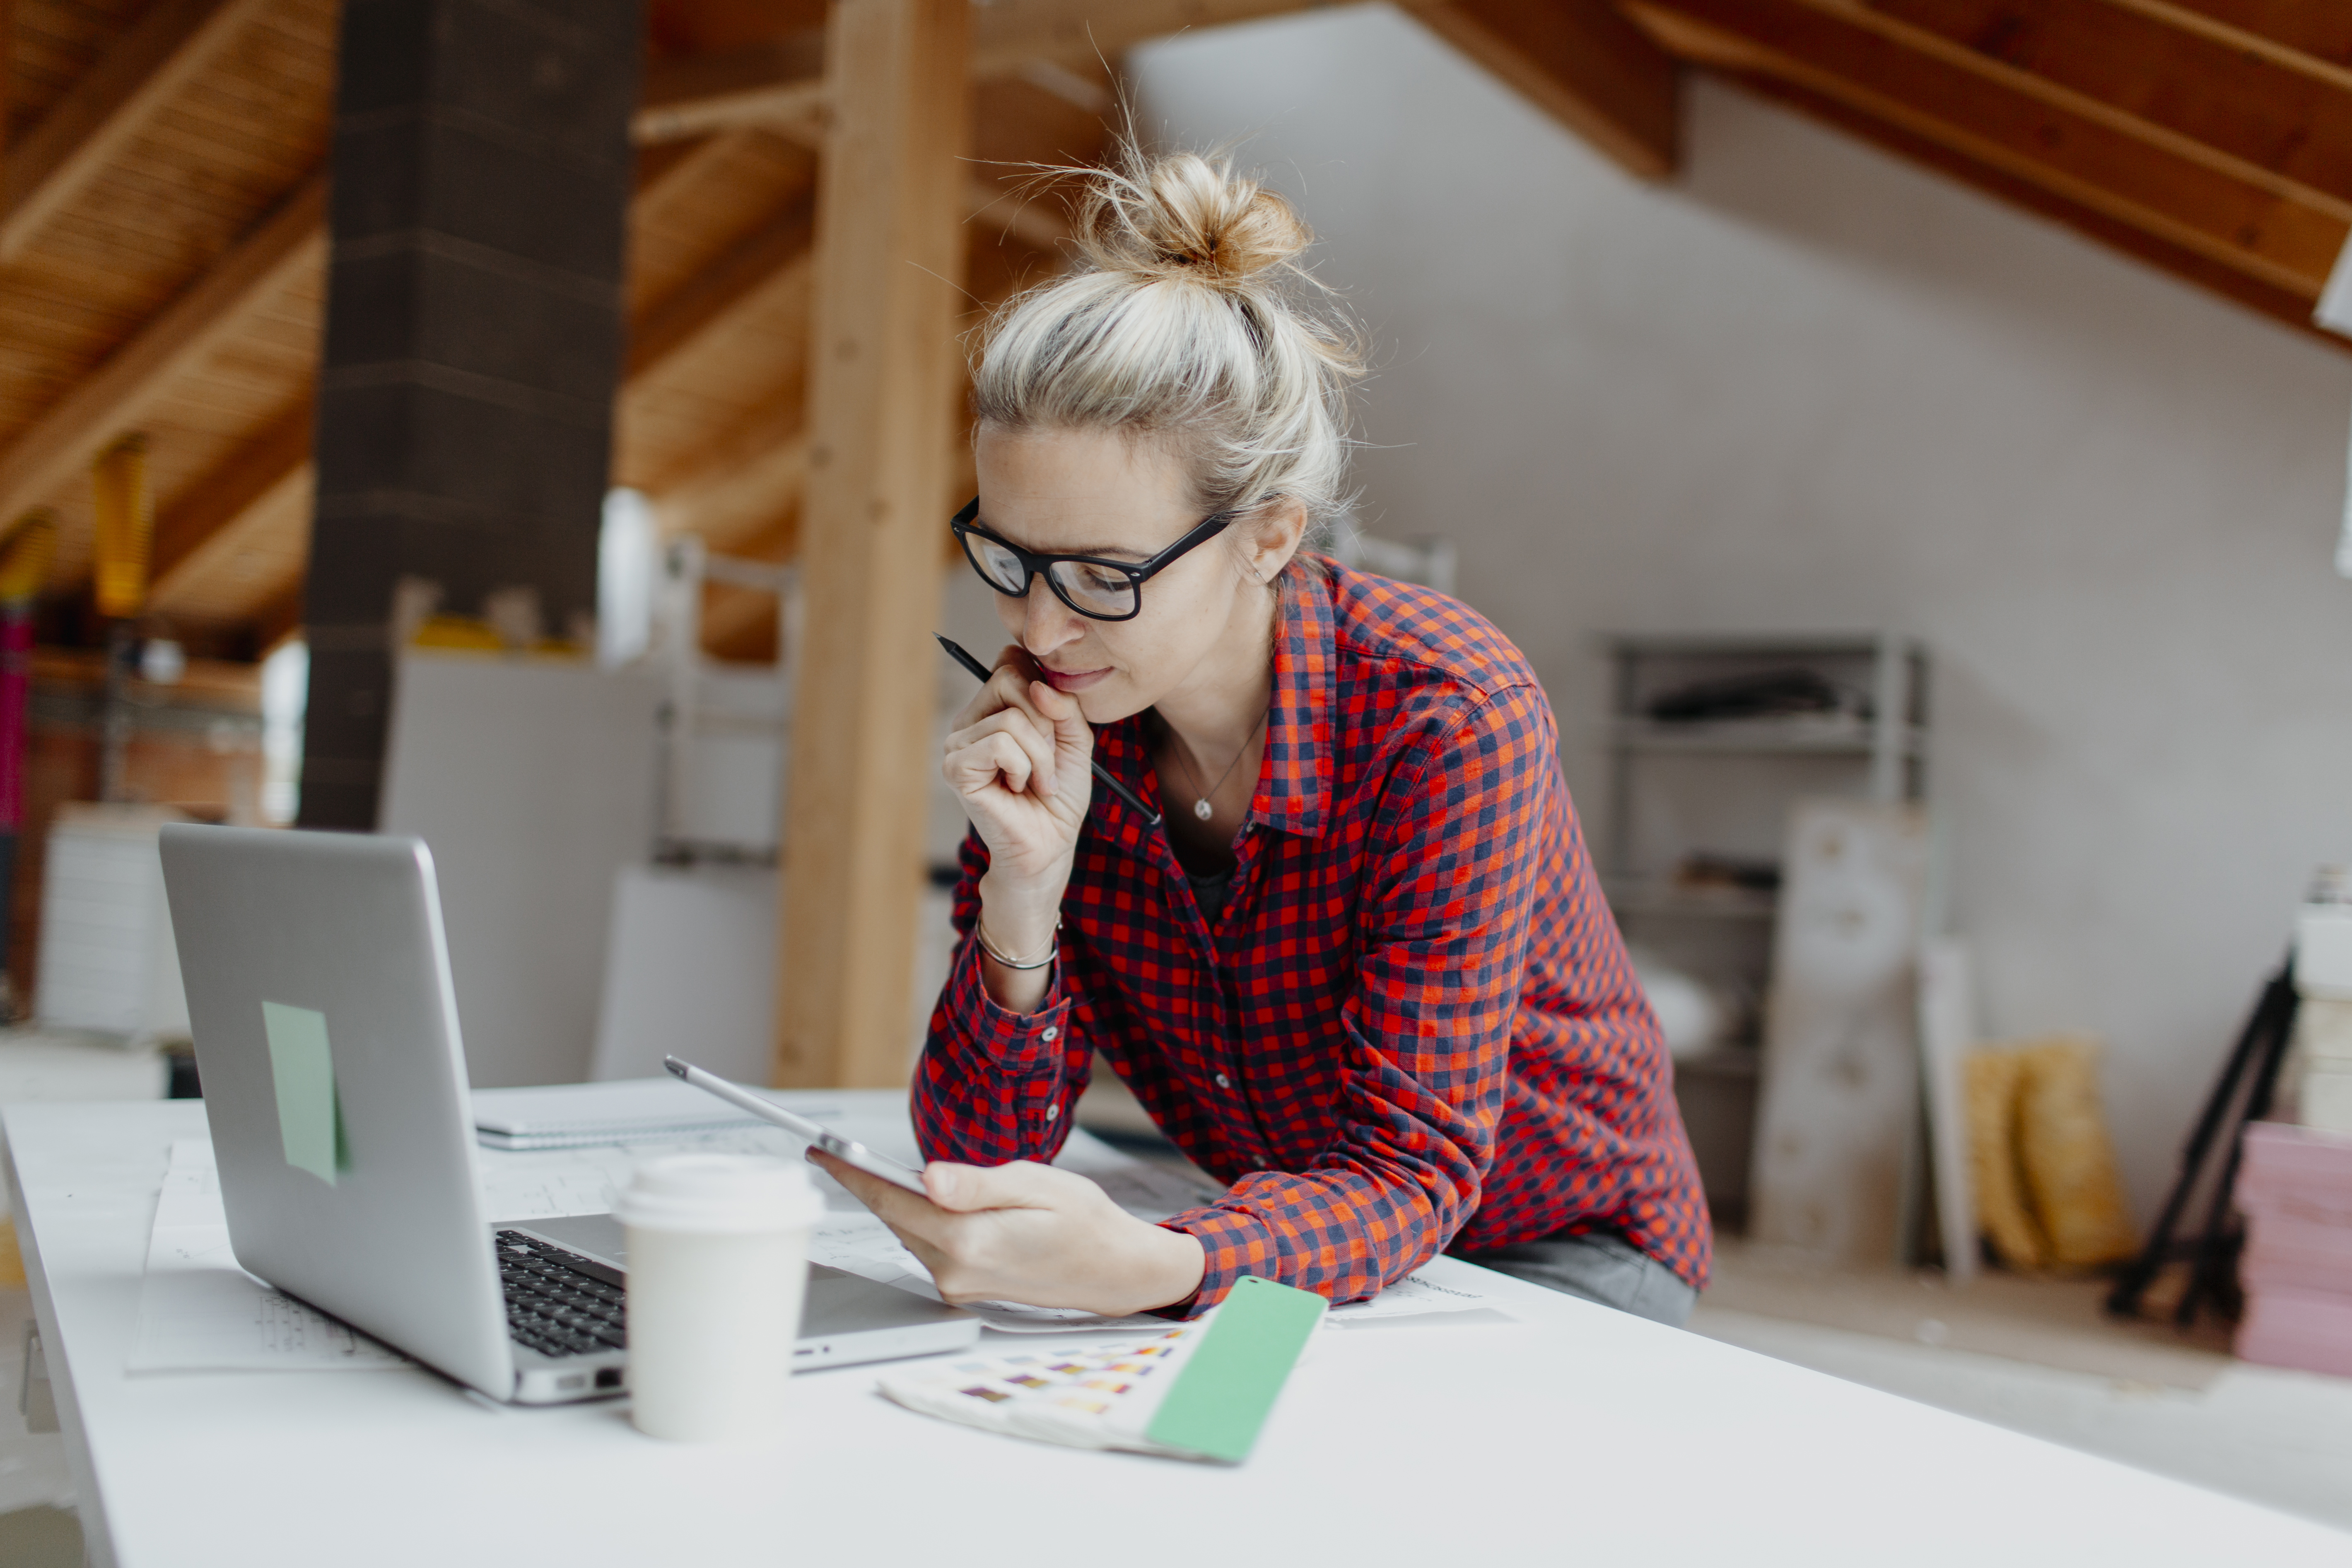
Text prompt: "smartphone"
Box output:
[[662, 1055, 930, 1196]]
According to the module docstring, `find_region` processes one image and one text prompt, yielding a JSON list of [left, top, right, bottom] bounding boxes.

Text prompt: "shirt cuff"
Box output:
[[946, 934, 1072, 1060], [1151, 1205, 1283, 1319]]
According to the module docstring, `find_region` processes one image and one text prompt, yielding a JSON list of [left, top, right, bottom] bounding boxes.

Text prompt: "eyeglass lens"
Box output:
[[964, 533, 1139, 618], [1047, 560, 1136, 617]]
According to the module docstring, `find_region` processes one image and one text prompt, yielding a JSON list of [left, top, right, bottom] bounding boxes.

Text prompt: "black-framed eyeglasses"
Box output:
[[950, 497, 1238, 622]]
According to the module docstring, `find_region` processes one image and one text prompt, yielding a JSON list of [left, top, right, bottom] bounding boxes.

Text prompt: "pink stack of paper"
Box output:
[[2236, 1121, 2352, 1377]]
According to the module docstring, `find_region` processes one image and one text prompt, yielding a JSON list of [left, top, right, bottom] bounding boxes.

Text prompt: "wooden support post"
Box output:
[[774, 0, 971, 1088]]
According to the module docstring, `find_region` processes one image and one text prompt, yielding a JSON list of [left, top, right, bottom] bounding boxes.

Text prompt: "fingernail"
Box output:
[[931, 1167, 960, 1203]]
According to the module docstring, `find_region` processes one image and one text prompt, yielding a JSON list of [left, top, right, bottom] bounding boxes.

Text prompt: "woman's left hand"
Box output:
[[809, 1151, 1207, 1317]]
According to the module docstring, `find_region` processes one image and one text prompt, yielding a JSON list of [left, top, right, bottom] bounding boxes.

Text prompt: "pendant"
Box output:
[[1193, 798, 1214, 821]]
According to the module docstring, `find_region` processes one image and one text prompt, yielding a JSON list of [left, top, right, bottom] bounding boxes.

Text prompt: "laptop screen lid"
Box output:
[[159, 824, 515, 1398]]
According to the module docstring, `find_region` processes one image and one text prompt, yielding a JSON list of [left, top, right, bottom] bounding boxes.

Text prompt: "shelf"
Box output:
[[1606, 720, 1926, 758], [1603, 632, 1903, 659], [1672, 1047, 1761, 1080], [1607, 881, 1778, 922]]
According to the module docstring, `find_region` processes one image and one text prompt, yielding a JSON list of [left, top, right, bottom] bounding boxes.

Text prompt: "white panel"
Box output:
[[1916, 936, 1978, 1284], [379, 654, 662, 1088], [674, 734, 782, 849], [35, 807, 190, 1040], [1751, 799, 1930, 1263], [590, 864, 775, 1085]]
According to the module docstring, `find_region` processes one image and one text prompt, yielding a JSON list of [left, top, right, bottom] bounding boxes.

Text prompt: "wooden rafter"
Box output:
[[148, 399, 312, 609], [654, 412, 810, 549], [626, 2, 1327, 145], [635, 28, 827, 145], [1839, 0, 2352, 218], [1623, 0, 2348, 298], [1724, 67, 2349, 347], [2125, 2, 2352, 83], [627, 191, 818, 379], [1403, 0, 1683, 179], [0, 174, 326, 534], [0, 0, 275, 263], [969, 0, 1317, 75]]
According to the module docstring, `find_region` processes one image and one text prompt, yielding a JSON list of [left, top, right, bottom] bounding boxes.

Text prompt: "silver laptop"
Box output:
[[159, 824, 977, 1404]]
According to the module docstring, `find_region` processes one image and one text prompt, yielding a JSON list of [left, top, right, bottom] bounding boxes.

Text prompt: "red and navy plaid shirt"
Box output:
[[915, 558, 1710, 1313]]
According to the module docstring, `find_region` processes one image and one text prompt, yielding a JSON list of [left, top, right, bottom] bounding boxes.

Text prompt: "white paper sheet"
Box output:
[[127, 1142, 410, 1374], [137, 1116, 1506, 1363]]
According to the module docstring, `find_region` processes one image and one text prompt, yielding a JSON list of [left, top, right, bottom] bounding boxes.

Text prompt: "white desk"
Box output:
[[11, 1098, 2347, 1568]]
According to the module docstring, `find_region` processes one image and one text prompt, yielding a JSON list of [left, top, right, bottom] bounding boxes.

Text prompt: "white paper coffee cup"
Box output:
[[613, 1153, 822, 1442]]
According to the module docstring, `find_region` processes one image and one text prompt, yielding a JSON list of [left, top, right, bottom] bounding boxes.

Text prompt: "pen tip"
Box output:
[[662, 1056, 686, 1078]]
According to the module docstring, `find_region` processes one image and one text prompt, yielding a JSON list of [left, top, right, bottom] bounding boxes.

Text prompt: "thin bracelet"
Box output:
[[977, 916, 1060, 971]]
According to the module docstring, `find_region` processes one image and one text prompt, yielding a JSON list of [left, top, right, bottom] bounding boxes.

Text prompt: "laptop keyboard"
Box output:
[[496, 1230, 625, 1358]]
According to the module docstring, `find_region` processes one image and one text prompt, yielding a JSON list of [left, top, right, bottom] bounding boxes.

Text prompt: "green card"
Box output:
[[261, 1001, 347, 1185], [1146, 1275, 1327, 1463]]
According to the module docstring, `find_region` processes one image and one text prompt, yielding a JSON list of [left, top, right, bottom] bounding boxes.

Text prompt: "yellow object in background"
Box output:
[[1963, 1047, 2046, 1271], [1963, 1033, 2141, 1272], [0, 1215, 26, 1291], [2015, 1033, 2141, 1268], [0, 511, 58, 604], [409, 614, 508, 652], [91, 434, 153, 620]]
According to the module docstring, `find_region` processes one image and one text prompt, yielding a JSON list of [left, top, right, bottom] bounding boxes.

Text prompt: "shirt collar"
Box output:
[[1254, 560, 1335, 838], [1088, 560, 1337, 847]]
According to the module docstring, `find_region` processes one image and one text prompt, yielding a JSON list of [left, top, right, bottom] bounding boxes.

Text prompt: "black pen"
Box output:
[[935, 633, 1161, 827]]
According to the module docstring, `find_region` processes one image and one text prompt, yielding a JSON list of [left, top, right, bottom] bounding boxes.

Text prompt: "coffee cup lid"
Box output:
[[611, 1153, 822, 1233]]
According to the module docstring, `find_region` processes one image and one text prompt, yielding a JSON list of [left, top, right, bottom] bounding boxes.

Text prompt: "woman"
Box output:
[[813, 150, 1709, 1326]]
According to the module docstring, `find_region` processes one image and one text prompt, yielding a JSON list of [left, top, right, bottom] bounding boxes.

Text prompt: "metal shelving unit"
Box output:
[[1601, 633, 1930, 1230]]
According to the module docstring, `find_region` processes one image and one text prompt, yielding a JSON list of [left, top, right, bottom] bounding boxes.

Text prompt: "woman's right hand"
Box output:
[[942, 646, 1096, 955]]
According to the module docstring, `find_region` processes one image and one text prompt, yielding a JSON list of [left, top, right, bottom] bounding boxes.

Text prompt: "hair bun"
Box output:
[[1077, 150, 1311, 290]]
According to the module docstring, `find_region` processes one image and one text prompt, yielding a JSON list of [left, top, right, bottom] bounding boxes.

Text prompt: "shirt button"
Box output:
[[1216, 1073, 1231, 1089], [1041, 1026, 1057, 1042], [1043, 1102, 1059, 1121]]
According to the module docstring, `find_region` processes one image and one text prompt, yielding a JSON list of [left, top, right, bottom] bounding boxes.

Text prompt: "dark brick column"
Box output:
[[299, 0, 642, 829]]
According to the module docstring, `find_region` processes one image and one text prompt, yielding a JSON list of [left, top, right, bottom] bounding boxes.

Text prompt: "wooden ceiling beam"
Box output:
[[0, 0, 275, 263], [1721, 66, 2350, 351], [969, 0, 1315, 74], [2121, 2, 2352, 87], [636, 29, 827, 145], [626, 191, 818, 380], [1623, 0, 2346, 297], [147, 399, 312, 609], [630, 2, 1323, 144], [1402, 0, 1682, 179], [654, 414, 810, 550], [0, 174, 326, 538], [1840, 0, 2352, 215], [251, 579, 305, 654]]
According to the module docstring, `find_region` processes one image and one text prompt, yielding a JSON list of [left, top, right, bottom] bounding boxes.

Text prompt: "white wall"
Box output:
[[1130, 5, 2352, 1217]]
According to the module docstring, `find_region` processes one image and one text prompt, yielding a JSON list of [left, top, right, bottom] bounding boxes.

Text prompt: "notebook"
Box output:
[[877, 1275, 1327, 1463], [471, 1079, 771, 1151]]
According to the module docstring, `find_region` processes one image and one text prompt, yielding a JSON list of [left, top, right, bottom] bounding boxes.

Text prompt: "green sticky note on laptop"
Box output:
[[262, 1001, 348, 1185], [1146, 1274, 1327, 1463]]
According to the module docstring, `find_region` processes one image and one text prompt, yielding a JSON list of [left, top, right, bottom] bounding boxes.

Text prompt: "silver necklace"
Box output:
[[1176, 711, 1267, 822]]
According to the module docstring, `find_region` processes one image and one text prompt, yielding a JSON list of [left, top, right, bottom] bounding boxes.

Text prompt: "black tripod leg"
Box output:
[[2109, 965, 2289, 1317], [2177, 973, 2299, 1327]]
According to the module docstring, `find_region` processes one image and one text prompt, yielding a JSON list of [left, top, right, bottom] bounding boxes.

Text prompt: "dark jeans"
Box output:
[[1452, 1229, 1697, 1328]]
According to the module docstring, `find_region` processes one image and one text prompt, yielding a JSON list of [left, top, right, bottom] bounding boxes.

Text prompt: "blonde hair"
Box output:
[[972, 149, 1364, 536]]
